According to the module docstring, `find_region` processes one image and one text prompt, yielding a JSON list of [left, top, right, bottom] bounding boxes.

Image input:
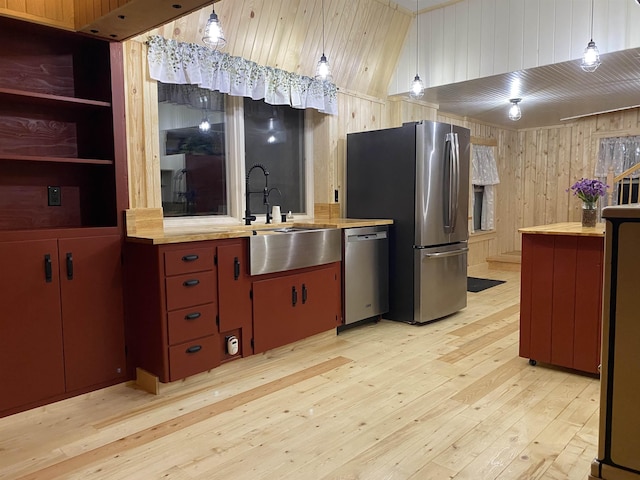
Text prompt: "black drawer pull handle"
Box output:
[[302, 283, 307, 304], [234, 257, 240, 280], [183, 279, 200, 287], [66, 252, 73, 280], [292, 286, 297, 306], [44, 254, 52, 283], [186, 345, 202, 354], [182, 254, 199, 262], [185, 312, 201, 320]]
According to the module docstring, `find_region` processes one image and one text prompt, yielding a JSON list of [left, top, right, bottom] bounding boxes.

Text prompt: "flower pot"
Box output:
[[582, 202, 597, 228]]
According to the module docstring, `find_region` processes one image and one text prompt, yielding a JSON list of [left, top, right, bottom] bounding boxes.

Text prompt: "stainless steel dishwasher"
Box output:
[[343, 225, 389, 327]]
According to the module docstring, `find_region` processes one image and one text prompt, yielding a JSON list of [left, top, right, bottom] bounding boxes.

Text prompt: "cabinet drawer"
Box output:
[[164, 248, 214, 276], [168, 335, 219, 381], [167, 303, 217, 346], [165, 271, 217, 311]]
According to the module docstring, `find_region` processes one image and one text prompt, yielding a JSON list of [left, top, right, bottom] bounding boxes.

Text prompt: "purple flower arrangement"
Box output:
[[569, 178, 608, 204]]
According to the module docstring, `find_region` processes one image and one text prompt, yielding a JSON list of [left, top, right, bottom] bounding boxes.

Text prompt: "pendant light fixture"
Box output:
[[409, 0, 424, 99], [580, 0, 601, 72], [199, 113, 211, 132], [202, 3, 226, 50], [198, 95, 211, 132], [508, 98, 522, 121], [315, 0, 332, 81]]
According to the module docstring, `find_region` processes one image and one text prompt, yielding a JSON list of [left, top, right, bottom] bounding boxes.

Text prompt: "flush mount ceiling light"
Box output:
[[409, 0, 424, 99], [508, 98, 522, 121], [202, 3, 226, 50], [315, 0, 332, 81], [581, 0, 601, 72]]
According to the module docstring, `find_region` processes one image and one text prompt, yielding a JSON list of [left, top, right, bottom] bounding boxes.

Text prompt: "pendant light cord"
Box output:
[[322, 0, 326, 55], [415, 0, 419, 75], [589, 0, 594, 41]]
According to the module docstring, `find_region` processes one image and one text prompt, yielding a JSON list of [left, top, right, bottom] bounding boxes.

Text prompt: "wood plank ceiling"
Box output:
[[141, 0, 412, 100]]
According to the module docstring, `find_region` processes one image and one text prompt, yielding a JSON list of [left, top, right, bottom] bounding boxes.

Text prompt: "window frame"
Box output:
[[162, 95, 315, 230], [469, 143, 497, 235]]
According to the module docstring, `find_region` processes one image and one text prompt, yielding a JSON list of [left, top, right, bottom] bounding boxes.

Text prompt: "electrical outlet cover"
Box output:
[[47, 186, 61, 206]]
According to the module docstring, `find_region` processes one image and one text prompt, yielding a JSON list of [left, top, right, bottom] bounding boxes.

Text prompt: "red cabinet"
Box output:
[[253, 262, 341, 354], [124, 238, 252, 382], [519, 233, 603, 374], [0, 236, 127, 415], [125, 238, 342, 380], [59, 236, 127, 392], [0, 240, 65, 413], [217, 242, 253, 360], [0, 17, 129, 416]]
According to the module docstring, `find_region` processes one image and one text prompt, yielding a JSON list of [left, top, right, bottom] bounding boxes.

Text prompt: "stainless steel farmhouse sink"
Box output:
[[251, 226, 314, 234], [248, 227, 341, 275]]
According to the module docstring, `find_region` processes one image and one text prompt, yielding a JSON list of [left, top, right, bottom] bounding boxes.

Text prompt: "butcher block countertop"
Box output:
[[126, 218, 394, 245], [518, 222, 605, 237]]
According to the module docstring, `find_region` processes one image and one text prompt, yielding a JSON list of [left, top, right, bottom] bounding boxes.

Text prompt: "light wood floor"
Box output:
[[0, 264, 600, 480]]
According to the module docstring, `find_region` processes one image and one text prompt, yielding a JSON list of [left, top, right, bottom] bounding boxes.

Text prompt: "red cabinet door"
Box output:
[[253, 263, 342, 354], [217, 241, 252, 331], [252, 275, 298, 354], [217, 241, 253, 356], [297, 263, 341, 339], [0, 240, 65, 413], [59, 235, 127, 392]]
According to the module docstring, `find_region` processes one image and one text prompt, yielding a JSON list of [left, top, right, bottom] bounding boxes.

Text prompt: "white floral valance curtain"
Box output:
[[146, 35, 337, 115], [595, 136, 640, 178], [471, 145, 500, 231]]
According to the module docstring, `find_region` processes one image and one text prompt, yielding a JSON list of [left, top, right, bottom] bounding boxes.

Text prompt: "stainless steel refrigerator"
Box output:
[[346, 120, 470, 324]]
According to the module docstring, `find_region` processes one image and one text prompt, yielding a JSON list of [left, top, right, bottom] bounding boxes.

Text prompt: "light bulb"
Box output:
[[202, 10, 226, 49], [315, 54, 332, 81], [581, 40, 601, 72], [508, 101, 521, 121], [199, 116, 211, 132], [410, 74, 424, 99]]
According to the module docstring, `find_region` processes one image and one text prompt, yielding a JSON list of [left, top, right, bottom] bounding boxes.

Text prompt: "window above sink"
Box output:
[[157, 83, 313, 226]]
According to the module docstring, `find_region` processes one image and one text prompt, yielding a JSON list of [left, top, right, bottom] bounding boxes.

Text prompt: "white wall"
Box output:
[[389, 0, 640, 95]]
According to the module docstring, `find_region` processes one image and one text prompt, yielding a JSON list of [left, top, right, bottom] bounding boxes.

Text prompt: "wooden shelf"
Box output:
[[0, 154, 114, 165], [0, 87, 111, 109]]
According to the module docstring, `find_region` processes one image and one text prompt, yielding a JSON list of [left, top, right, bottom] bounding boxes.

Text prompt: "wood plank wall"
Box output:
[[0, 0, 75, 29], [143, 0, 412, 100], [390, 0, 640, 95], [121, 0, 640, 266], [73, 0, 129, 30]]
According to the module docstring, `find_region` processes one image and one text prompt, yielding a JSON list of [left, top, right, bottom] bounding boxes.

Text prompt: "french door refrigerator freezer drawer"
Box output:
[[414, 244, 468, 324]]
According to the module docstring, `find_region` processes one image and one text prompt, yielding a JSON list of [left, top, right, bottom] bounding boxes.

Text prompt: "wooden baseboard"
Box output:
[[135, 367, 159, 395], [486, 250, 521, 271]]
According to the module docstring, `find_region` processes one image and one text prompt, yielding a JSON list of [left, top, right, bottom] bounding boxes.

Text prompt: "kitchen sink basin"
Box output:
[[248, 227, 341, 275]]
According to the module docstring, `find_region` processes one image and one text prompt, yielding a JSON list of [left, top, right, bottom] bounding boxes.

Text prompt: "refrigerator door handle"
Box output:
[[444, 132, 460, 233], [443, 136, 452, 232], [422, 247, 468, 259], [447, 132, 460, 233], [452, 132, 460, 231]]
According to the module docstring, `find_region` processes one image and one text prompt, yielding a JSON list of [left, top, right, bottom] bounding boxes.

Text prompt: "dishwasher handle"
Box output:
[[347, 232, 388, 242]]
